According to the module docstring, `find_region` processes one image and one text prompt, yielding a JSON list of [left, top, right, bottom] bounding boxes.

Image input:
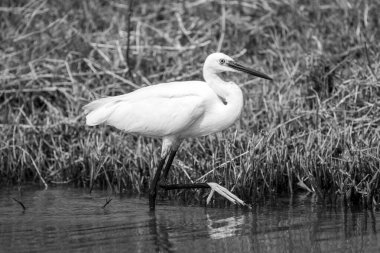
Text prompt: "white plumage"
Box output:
[[84, 80, 242, 139]]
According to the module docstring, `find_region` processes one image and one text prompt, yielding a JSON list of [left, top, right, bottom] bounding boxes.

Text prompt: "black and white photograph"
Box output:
[[1, 0, 379, 252]]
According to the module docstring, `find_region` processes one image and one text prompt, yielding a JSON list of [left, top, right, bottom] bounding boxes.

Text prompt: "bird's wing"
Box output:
[[84, 81, 211, 137], [83, 94, 129, 126]]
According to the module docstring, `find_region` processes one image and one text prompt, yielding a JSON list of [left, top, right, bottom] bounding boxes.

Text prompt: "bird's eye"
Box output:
[[219, 59, 226, 65]]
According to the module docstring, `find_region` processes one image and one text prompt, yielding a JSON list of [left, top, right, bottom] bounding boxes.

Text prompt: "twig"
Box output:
[[90, 40, 211, 52], [175, 12, 195, 44], [195, 151, 249, 182], [88, 179, 94, 193], [363, 41, 378, 81], [102, 198, 112, 208], [50, 180, 72, 184], [217, 0, 226, 52], [12, 198, 26, 211], [0, 87, 68, 94], [83, 59, 139, 89], [125, 0, 135, 81], [13, 15, 67, 42], [30, 156, 48, 190], [11, 145, 48, 189]]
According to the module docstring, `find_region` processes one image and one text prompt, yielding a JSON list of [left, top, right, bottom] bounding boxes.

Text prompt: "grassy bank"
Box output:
[[1, 0, 379, 207]]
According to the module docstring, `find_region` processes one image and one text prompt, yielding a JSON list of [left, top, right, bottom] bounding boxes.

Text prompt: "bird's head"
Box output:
[[204, 52, 272, 81]]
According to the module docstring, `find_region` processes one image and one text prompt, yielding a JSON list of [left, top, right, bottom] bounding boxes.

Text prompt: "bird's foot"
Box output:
[[157, 182, 250, 208]]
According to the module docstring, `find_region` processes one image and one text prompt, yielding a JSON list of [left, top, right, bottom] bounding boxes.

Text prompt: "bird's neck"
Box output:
[[203, 70, 244, 131], [203, 71, 237, 100]]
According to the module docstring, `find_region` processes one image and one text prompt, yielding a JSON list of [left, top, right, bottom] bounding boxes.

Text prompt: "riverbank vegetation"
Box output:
[[1, 0, 379, 207]]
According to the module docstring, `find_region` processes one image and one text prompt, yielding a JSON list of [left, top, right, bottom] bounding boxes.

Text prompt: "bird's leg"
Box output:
[[149, 157, 167, 211], [157, 149, 211, 191], [159, 183, 210, 190], [161, 149, 177, 182]]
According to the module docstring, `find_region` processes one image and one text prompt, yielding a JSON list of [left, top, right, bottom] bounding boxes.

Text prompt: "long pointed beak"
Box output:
[[227, 61, 273, 81]]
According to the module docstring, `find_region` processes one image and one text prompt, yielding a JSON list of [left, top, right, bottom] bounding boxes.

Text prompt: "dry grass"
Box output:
[[1, 0, 380, 207]]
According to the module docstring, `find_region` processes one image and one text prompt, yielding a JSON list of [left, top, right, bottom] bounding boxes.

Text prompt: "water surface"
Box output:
[[0, 186, 379, 253]]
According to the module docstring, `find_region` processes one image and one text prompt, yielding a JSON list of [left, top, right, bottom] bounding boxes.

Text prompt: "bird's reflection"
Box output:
[[148, 211, 175, 253], [206, 213, 246, 240]]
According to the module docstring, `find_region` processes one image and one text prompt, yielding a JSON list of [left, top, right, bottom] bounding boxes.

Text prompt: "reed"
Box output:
[[1, 0, 379, 207]]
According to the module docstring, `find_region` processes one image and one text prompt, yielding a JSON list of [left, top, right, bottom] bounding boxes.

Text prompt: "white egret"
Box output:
[[84, 52, 272, 210]]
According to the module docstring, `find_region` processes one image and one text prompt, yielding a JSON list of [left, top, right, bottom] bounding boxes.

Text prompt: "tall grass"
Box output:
[[1, 0, 379, 207]]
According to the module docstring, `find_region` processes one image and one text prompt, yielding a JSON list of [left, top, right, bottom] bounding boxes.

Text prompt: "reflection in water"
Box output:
[[0, 186, 379, 253], [207, 214, 245, 240], [148, 211, 176, 253]]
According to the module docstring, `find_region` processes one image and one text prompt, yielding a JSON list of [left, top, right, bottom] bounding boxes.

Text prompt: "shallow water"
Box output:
[[0, 186, 379, 253]]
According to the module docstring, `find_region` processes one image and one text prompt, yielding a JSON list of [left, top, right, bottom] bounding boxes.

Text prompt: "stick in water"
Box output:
[[12, 198, 26, 211], [102, 197, 112, 209]]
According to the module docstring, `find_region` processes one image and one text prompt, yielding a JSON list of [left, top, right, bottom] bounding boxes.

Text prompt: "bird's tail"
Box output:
[[83, 97, 120, 126]]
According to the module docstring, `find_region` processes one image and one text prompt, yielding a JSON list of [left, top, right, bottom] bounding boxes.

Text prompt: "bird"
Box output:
[[83, 52, 272, 210]]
